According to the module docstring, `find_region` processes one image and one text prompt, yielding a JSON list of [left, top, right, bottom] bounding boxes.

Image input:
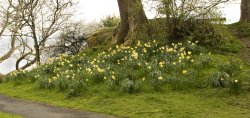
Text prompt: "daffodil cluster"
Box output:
[[7, 40, 219, 96]]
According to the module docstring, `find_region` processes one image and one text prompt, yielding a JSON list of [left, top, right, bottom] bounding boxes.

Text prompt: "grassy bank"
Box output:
[[1, 37, 250, 117]]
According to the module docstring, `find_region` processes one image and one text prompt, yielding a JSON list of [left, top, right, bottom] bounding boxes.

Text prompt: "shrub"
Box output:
[[100, 15, 120, 27]]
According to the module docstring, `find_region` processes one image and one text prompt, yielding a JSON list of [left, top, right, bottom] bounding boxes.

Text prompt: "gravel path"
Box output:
[[0, 95, 115, 118]]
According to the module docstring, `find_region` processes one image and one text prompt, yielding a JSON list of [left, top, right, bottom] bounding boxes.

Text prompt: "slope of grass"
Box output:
[[229, 22, 250, 38], [0, 82, 250, 118]]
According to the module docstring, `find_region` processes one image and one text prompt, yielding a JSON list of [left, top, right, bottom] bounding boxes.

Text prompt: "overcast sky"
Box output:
[[76, 0, 241, 23], [0, 0, 242, 74]]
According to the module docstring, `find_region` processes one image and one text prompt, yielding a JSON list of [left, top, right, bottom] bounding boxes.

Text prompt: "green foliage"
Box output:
[[100, 15, 119, 27], [230, 22, 250, 38], [141, 0, 241, 53]]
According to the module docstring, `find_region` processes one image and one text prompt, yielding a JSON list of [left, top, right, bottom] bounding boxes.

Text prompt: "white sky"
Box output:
[[0, 0, 242, 74], [75, 0, 119, 22], [75, 0, 241, 23]]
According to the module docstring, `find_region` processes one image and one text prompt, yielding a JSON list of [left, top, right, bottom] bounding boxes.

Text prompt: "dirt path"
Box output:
[[0, 95, 115, 118], [239, 38, 250, 65]]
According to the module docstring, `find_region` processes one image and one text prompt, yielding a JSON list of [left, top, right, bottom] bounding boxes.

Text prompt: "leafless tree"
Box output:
[[46, 21, 87, 57], [0, 0, 24, 64], [14, 0, 76, 70]]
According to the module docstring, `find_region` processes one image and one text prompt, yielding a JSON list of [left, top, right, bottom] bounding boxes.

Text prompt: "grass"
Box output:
[[229, 22, 250, 38], [0, 112, 23, 118], [0, 82, 249, 118]]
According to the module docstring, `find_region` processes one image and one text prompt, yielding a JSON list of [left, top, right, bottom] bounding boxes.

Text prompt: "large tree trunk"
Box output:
[[240, 0, 250, 22], [115, 0, 148, 44]]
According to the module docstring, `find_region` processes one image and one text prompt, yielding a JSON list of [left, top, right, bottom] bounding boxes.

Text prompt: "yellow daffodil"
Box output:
[[97, 68, 105, 73], [159, 61, 165, 68], [153, 40, 156, 43], [158, 76, 163, 80], [183, 70, 187, 74], [48, 79, 52, 83], [167, 48, 174, 52], [138, 63, 141, 66], [132, 50, 139, 59], [112, 75, 116, 80], [137, 41, 142, 46], [191, 59, 194, 62], [173, 62, 176, 65]]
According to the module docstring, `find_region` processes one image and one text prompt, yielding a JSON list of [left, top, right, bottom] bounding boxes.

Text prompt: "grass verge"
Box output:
[[0, 82, 250, 118], [0, 112, 23, 118]]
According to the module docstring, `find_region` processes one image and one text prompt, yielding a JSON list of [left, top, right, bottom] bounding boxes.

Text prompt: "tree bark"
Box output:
[[240, 0, 250, 22], [115, 0, 148, 44]]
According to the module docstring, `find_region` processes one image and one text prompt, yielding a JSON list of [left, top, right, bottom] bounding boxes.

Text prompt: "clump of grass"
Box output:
[[210, 59, 245, 95]]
